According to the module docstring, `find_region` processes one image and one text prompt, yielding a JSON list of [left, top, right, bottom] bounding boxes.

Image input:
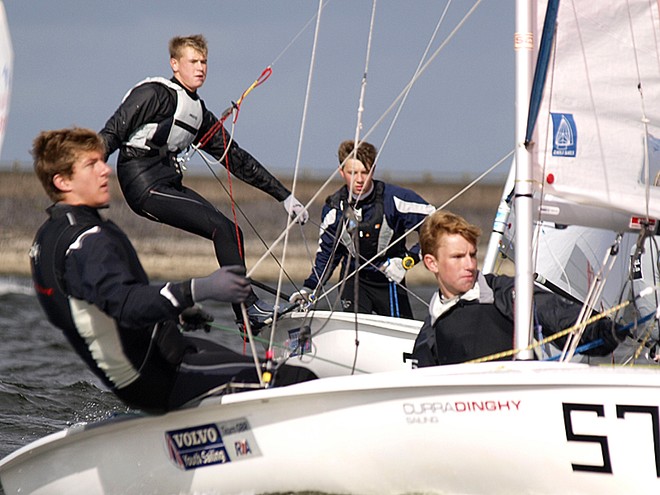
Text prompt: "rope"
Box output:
[[467, 299, 632, 364], [195, 66, 273, 150], [246, 0, 486, 280], [268, 0, 326, 357]]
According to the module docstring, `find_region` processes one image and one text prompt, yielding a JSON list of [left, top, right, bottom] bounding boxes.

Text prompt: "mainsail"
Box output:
[[0, 1, 12, 158], [533, 1, 660, 226]]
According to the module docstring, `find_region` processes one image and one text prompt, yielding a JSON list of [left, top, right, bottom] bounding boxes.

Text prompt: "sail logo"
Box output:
[[165, 417, 262, 470], [551, 113, 577, 157]]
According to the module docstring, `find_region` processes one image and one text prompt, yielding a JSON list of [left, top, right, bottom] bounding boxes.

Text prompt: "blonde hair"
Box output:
[[169, 34, 208, 59], [419, 210, 482, 256]]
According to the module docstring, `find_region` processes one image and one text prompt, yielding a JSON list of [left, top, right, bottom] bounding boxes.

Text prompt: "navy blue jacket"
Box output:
[[304, 180, 434, 289], [30, 203, 193, 393]]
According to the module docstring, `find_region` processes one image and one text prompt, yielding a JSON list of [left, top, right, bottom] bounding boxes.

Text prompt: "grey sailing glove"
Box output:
[[191, 266, 251, 303]]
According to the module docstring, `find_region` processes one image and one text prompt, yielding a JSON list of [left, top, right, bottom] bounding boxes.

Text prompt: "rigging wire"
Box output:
[[377, 0, 453, 161], [248, 0, 486, 286], [344, 0, 379, 373], [268, 0, 327, 356], [171, 1, 495, 377], [318, 149, 514, 300]]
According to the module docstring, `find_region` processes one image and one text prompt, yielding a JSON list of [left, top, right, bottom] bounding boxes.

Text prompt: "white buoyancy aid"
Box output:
[[124, 77, 203, 153]]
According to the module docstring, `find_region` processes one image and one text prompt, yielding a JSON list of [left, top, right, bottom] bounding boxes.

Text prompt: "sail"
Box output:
[[0, 1, 12, 158], [532, 1, 660, 226], [487, 0, 658, 307]]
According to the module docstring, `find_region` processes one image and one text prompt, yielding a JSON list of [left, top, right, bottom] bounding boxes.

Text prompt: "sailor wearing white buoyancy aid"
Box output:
[[100, 36, 307, 329], [124, 77, 202, 153]]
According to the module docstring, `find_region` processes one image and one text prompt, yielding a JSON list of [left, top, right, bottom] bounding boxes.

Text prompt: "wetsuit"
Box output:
[[304, 180, 434, 318], [99, 76, 292, 312], [30, 203, 315, 413], [411, 272, 621, 366]]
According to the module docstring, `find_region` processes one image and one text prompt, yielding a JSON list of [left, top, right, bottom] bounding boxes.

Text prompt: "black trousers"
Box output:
[[341, 276, 414, 319], [169, 336, 318, 409], [117, 334, 317, 412], [132, 180, 258, 313]]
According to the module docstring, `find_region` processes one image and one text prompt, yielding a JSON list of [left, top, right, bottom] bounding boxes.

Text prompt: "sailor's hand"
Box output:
[[180, 305, 214, 332], [381, 257, 414, 284], [283, 194, 309, 225], [191, 266, 251, 303], [289, 287, 314, 305]]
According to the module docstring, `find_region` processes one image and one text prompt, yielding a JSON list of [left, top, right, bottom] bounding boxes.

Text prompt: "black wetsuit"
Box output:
[[30, 203, 315, 413], [99, 76, 292, 312], [411, 273, 621, 366]]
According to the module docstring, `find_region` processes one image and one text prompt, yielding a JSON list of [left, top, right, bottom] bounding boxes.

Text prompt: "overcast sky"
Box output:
[[2, 0, 514, 182]]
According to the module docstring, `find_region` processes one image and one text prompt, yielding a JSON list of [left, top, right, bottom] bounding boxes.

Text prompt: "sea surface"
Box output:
[[0, 275, 435, 494]]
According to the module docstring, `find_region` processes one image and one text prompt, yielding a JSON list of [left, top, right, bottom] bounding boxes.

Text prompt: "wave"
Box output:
[[0, 276, 33, 296]]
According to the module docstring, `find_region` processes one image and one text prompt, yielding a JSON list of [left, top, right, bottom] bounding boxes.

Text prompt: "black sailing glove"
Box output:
[[180, 305, 214, 333]]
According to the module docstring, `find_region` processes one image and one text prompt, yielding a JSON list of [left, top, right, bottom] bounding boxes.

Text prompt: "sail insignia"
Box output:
[[551, 113, 577, 157]]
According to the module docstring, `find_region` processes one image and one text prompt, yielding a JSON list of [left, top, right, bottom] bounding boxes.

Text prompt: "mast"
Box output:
[[513, 0, 535, 358]]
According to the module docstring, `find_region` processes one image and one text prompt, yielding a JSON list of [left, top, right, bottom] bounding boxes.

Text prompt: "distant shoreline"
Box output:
[[1, 170, 505, 282]]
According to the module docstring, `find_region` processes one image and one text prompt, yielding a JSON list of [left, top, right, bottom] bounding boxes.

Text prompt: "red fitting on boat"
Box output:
[[546, 173, 555, 184]]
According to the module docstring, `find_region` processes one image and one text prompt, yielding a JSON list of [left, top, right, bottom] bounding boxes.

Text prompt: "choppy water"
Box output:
[[0, 277, 128, 480], [0, 275, 434, 494]]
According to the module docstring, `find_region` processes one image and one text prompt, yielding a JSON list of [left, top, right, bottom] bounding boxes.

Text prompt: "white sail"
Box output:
[[533, 1, 660, 224], [0, 2, 12, 158], [489, 1, 660, 310]]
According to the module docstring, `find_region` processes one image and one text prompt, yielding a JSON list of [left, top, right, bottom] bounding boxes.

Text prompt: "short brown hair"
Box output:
[[32, 127, 106, 202], [420, 210, 482, 256], [337, 140, 377, 172], [169, 34, 208, 59]]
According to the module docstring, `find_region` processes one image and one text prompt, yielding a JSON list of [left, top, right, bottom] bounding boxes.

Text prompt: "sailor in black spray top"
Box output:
[[411, 210, 623, 366], [100, 34, 308, 329], [30, 127, 316, 413]]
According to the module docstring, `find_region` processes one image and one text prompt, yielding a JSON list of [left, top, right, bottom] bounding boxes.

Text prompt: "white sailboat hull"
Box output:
[[3, 361, 660, 495], [265, 310, 421, 376]]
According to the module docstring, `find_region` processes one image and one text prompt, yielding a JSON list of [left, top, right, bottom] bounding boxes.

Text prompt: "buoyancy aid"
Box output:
[[30, 206, 101, 334], [326, 181, 403, 264], [124, 77, 203, 154], [30, 205, 159, 391], [432, 300, 514, 365]]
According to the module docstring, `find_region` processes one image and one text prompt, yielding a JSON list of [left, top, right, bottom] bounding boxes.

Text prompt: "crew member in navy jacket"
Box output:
[[30, 127, 316, 412], [290, 140, 435, 319]]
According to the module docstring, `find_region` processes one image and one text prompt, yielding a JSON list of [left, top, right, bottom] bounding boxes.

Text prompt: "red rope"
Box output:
[[220, 125, 244, 261], [196, 66, 273, 349], [196, 66, 272, 149]]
